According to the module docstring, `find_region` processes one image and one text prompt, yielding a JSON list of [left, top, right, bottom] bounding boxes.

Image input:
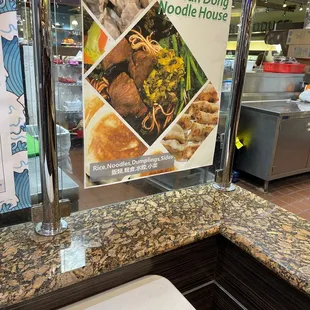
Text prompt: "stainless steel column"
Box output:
[[31, 0, 68, 235], [214, 0, 257, 191], [304, 1, 310, 29]]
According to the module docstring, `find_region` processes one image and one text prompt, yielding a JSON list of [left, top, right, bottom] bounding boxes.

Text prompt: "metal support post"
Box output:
[[304, 1, 310, 29], [31, 0, 68, 235], [213, 0, 257, 191]]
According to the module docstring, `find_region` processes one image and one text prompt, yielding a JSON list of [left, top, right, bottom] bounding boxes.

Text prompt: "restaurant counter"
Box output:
[[1, 185, 310, 309]]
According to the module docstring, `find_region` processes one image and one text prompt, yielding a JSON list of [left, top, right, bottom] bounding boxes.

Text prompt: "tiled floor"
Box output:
[[238, 173, 310, 221]]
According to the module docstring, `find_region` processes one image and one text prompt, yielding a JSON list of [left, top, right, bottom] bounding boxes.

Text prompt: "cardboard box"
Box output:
[[287, 29, 310, 45], [305, 66, 310, 74], [295, 58, 310, 66], [291, 59, 310, 74], [288, 44, 310, 59]]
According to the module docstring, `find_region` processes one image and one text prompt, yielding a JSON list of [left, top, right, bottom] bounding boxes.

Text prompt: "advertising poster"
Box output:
[[0, 0, 30, 213], [83, 0, 231, 187]]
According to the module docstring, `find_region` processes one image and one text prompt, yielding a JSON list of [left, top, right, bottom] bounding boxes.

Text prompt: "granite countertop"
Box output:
[[1, 184, 310, 308]]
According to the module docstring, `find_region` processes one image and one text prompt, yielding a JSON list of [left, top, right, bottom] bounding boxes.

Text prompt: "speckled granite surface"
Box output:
[[1, 184, 309, 308]]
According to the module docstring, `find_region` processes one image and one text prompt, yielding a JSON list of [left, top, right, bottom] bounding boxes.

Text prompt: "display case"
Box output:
[[52, 5, 83, 146]]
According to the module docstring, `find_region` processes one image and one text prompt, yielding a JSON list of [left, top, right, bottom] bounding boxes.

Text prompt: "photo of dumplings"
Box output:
[[178, 114, 192, 130], [195, 111, 218, 125], [161, 82, 219, 161], [164, 124, 186, 144], [188, 123, 215, 142]]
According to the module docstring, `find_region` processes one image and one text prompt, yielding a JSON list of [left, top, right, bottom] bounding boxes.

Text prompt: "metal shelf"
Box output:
[[56, 110, 82, 113], [55, 64, 82, 68], [57, 82, 82, 87]]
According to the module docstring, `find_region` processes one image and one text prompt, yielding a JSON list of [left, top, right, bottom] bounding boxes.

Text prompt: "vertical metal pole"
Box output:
[[31, 0, 68, 235], [304, 1, 310, 29], [213, 0, 257, 191]]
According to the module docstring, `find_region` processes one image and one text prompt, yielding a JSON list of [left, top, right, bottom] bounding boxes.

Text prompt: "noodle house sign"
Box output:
[[159, 0, 229, 21], [82, 0, 232, 188]]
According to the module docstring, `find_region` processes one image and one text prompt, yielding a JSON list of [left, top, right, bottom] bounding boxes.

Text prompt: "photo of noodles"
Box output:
[[86, 4, 207, 145], [161, 83, 219, 162]]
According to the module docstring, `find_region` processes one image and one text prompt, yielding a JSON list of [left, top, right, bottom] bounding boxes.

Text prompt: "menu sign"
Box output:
[[83, 0, 231, 187]]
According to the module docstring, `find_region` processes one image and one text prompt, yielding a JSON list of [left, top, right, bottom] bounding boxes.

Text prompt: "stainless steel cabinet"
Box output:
[[273, 117, 310, 176], [235, 101, 310, 191]]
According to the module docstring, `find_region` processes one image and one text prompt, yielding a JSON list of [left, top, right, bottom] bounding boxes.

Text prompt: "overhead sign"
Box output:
[[82, 0, 231, 187]]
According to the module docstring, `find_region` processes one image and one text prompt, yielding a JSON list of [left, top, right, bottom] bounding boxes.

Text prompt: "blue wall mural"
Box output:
[[0, 0, 30, 213]]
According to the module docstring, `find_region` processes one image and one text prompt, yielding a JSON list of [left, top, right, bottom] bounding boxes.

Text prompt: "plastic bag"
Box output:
[[299, 90, 310, 103]]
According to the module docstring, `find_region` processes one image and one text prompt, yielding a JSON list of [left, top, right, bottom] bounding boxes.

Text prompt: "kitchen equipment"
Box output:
[[235, 100, 310, 191], [263, 62, 305, 74], [243, 72, 304, 93]]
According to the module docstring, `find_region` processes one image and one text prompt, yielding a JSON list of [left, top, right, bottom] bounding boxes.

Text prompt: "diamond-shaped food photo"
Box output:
[[83, 0, 152, 40], [83, 7, 109, 72], [87, 4, 208, 145], [85, 102, 147, 186], [161, 83, 219, 162]]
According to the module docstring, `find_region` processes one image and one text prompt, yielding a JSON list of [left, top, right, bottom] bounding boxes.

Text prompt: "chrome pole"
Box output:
[[31, 0, 68, 235], [214, 0, 257, 191], [304, 1, 310, 29]]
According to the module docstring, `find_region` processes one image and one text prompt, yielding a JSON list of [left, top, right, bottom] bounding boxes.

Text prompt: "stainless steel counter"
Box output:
[[242, 100, 310, 117], [236, 100, 310, 191]]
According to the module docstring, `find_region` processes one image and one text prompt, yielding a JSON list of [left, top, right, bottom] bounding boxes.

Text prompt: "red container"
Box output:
[[263, 62, 305, 73]]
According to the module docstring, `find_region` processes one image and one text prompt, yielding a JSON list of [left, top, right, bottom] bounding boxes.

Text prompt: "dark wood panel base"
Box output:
[[216, 236, 310, 310], [5, 235, 310, 310]]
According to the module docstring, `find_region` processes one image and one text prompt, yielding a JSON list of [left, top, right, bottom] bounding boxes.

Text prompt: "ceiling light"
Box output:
[[299, 4, 303, 11], [265, 0, 268, 3], [266, 7, 269, 13], [283, 0, 287, 8]]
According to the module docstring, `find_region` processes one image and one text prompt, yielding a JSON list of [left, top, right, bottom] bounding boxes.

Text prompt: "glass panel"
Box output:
[[18, 1, 41, 207], [52, 0, 223, 212], [52, 1, 82, 212]]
